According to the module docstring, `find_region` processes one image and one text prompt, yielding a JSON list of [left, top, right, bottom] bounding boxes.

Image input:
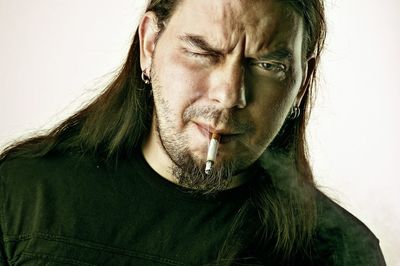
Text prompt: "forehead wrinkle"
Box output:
[[242, 1, 302, 57], [206, 0, 246, 53], [205, 0, 282, 57], [175, 0, 302, 58]]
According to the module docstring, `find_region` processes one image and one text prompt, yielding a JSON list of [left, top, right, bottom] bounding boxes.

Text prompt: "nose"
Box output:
[[207, 58, 247, 109]]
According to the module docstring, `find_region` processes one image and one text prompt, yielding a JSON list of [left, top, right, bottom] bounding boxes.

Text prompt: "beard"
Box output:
[[150, 71, 256, 194], [154, 109, 236, 195]]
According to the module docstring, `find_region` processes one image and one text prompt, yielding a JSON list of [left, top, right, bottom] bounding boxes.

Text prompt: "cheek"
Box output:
[[246, 77, 299, 144], [155, 49, 209, 106], [152, 48, 212, 134]]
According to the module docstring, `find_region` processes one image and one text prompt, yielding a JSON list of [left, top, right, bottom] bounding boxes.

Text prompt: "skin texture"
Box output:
[[140, 0, 313, 191]]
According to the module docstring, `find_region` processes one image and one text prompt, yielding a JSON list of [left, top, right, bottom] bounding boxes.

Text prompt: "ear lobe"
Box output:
[[295, 57, 316, 106], [139, 12, 160, 71]]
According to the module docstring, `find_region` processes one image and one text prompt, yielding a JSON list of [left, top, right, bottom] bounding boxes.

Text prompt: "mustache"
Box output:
[[182, 105, 252, 132]]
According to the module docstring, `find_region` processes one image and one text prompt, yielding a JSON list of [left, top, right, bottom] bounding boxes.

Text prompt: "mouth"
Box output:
[[194, 122, 240, 144]]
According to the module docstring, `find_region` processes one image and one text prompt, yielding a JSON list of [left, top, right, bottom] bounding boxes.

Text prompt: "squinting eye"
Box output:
[[185, 50, 220, 63], [190, 52, 211, 58]]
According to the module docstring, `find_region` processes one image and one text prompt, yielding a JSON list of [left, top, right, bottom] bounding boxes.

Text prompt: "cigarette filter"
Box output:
[[205, 133, 221, 175]]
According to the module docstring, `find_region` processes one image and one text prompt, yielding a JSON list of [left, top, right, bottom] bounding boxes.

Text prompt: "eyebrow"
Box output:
[[179, 33, 294, 61], [178, 34, 224, 56], [256, 48, 293, 62]]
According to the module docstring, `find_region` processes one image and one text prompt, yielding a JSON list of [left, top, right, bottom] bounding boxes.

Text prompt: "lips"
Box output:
[[194, 122, 240, 144]]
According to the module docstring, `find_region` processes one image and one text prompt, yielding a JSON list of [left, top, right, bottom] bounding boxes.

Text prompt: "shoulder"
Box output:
[[313, 190, 386, 265], [0, 152, 114, 237], [315, 190, 377, 239], [0, 153, 96, 220], [0, 152, 98, 189]]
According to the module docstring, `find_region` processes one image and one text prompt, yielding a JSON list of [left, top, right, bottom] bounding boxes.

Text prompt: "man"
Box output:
[[0, 0, 386, 265]]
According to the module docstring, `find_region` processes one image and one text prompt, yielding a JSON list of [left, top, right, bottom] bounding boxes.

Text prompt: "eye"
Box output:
[[257, 62, 287, 73], [190, 52, 212, 58], [190, 52, 219, 62], [183, 49, 220, 64]]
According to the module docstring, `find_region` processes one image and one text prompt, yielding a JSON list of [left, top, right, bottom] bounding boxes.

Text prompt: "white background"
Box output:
[[0, 0, 399, 264]]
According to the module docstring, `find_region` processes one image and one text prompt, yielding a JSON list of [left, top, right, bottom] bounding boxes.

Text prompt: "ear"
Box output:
[[295, 57, 316, 107], [138, 12, 160, 73]]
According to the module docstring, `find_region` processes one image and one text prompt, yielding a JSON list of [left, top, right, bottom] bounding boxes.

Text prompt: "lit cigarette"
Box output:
[[205, 133, 221, 175]]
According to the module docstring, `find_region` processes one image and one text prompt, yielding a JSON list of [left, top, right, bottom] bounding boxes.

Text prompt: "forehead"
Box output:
[[168, 0, 303, 56]]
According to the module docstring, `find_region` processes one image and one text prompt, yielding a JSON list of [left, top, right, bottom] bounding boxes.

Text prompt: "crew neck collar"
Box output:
[[132, 150, 258, 203]]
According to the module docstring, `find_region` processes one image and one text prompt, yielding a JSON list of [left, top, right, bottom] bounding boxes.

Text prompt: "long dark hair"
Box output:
[[1, 0, 326, 263]]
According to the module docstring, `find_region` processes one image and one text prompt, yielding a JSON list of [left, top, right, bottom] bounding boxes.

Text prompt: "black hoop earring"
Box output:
[[141, 69, 151, 84]]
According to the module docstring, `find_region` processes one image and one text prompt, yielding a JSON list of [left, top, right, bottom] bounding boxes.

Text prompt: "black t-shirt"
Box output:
[[0, 151, 385, 265]]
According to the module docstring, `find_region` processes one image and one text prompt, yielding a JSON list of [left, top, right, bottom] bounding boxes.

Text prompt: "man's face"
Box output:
[[141, 0, 310, 190]]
